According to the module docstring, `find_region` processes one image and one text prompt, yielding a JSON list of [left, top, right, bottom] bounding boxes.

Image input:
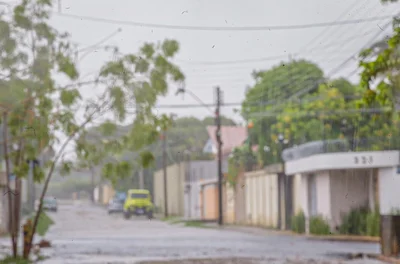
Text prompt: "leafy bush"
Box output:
[[366, 210, 380, 236], [291, 211, 306, 233], [339, 207, 369, 235], [309, 216, 331, 235], [30, 211, 54, 237]]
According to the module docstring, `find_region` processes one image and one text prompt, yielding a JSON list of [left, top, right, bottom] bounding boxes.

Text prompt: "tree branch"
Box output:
[[28, 100, 108, 251]]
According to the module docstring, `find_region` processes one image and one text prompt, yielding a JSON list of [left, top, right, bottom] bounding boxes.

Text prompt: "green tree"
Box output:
[[359, 2, 399, 110], [242, 60, 325, 166], [0, 0, 184, 260]]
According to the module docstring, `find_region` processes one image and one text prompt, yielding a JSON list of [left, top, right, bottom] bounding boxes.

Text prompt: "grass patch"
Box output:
[[29, 211, 54, 237], [0, 255, 32, 264], [183, 221, 210, 228], [160, 216, 182, 224]]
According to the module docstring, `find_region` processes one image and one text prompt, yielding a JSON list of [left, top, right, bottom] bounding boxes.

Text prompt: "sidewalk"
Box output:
[[203, 223, 380, 243]]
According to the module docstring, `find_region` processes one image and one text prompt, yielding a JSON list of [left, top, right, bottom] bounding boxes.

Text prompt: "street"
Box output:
[[0, 201, 385, 263]]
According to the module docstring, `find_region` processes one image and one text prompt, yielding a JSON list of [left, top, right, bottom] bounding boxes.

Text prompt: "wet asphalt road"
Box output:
[[0, 201, 386, 263]]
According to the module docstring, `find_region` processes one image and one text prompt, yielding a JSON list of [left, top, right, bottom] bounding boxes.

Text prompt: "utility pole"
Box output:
[[162, 130, 168, 217], [139, 169, 144, 189], [90, 165, 95, 203], [215, 86, 223, 226]]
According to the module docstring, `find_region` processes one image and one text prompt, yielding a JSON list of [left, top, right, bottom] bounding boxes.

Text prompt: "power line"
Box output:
[[272, 16, 396, 105], [295, 0, 362, 54], [177, 30, 378, 66], [52, 12, 395, 31], [248, 107, 391, 118]]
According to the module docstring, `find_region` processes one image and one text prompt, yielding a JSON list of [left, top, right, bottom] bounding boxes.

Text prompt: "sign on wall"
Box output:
[[353, 155, 373, 165]]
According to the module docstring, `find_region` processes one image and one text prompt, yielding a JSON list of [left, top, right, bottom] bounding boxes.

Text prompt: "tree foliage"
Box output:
[[0, 0, 185, 260], [241, 55, 399, 168], [79, 115, 236, 191], [359, 3, 399, 112]]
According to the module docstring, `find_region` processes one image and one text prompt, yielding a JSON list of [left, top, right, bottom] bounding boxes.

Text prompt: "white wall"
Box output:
[[292, 174, 302, 214], [184, 181, 201, 219], [316, 171, 331, 220], [286, 151, 399, 175], [245, 170, 278, 228], [379, 167, 400, 215], [329, 169, 370, 229], [299, 174, 308, 217]]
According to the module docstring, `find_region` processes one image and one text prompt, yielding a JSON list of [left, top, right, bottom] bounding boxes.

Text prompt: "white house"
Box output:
[[285, 149, 400, 232]]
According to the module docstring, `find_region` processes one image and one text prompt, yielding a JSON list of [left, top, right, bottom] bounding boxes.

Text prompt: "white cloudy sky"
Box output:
[[46, 0, 399, 124], [3, 0, 399, 159]]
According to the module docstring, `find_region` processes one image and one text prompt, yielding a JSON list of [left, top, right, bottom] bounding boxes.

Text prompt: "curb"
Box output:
[[306, 234, 380, 243], [207, 224, 381, 243], [375, 255, 400, 264]]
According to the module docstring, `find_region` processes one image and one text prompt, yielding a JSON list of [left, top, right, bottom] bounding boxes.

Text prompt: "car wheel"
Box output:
[[123, 212, 131, 219], [147, 211, 153, 219]]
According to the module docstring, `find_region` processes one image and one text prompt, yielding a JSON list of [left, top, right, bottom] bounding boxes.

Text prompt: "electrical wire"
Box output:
[[248, 107, 391, 119], [257, 15, 397, 108], [295, 0, 362, 54], [52, 11, 395, 31], [176, 30, 379, 66]]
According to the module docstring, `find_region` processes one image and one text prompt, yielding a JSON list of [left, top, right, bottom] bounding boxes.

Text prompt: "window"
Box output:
[[130, 193, 148, 199]]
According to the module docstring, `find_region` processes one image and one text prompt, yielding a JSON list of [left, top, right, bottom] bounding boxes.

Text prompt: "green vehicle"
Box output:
[[123, 189, 153, 219]]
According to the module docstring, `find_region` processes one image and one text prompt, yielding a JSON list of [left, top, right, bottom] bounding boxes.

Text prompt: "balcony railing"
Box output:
[[282, 137, 400, 162]]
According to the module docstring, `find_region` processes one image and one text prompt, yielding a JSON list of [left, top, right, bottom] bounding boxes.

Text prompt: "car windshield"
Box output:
[[44, 198, 56, 204], [130, 193, 148, 199]]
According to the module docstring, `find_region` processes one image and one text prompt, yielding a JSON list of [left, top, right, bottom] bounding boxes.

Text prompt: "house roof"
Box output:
[[206, 126, 248, 156]]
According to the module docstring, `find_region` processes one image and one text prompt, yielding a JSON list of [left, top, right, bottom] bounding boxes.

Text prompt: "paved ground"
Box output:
[[0, 201, 386, 263]]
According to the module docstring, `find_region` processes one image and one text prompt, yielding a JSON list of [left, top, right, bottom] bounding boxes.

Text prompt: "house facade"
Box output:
[[185, 160, 218, 220], [285, 149, 400, 233], [153, 163, 185, 216], [153, 160, 219, 219]]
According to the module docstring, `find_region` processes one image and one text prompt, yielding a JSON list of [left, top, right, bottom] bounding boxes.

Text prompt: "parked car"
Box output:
[[108, 198, 124, 214], [42, 197, 57, 212], [123, 189, 153, 219]]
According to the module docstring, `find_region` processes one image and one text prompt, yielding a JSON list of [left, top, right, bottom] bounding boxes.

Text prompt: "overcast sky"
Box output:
[[3, 0, 398, 159], [46, 0, 399, 125]]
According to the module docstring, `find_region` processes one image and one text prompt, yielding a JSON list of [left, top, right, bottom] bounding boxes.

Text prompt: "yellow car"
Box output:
[[123, 189, 154, 219]]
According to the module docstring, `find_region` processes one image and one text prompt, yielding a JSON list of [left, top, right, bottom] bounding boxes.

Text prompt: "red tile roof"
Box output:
[[206, 126, 248, 156]]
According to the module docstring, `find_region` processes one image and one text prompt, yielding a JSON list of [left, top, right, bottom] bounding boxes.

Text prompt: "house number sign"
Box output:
[[354, 155, 373, 165]]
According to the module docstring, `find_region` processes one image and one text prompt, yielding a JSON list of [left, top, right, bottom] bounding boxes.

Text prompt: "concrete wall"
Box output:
[[224, 183, 235, 224], [379, 167, 400, 215], [153, 163, 185, 216], [202, 183, 218, 220], [234, 171, 246, 224], [298, 169, 373, 231], [101, 185, 115, 204], [189, 160, 217, 182], [329, 169, 370, 229], [245, 170, 279, 228], [286, 151, 399, 175], [292, 174, 302, 214], [184, 181, 201, 219]]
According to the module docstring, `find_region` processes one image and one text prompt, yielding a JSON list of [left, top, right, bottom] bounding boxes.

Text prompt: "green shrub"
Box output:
[[366, 210, 380, 236], [291, 211, 306, 233], [309, 215, 331, 235], [30, 211, 54, 237], [339, 207, 369, 235]]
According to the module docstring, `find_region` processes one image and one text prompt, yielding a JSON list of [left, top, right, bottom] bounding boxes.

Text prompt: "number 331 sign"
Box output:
[[354, 156, 373, 165]]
